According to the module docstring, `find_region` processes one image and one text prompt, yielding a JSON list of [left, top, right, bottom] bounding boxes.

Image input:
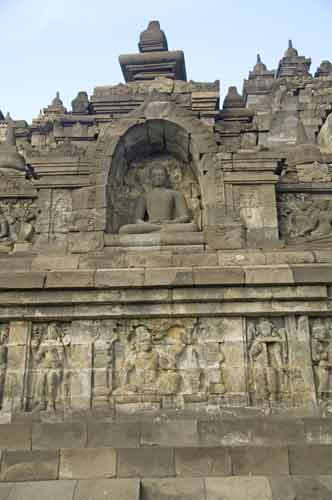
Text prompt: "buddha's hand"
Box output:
[[149, 220, 162, 225]]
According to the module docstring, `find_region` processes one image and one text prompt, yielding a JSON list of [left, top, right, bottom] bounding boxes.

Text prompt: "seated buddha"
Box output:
[[119, 165, 198, 234]]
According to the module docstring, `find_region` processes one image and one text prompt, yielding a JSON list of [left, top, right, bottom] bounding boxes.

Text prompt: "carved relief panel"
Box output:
[[310, 318, 332, 406], [247, 318, 289, 406], [26, 322, 72, 411], [277, 193, 332, 243]]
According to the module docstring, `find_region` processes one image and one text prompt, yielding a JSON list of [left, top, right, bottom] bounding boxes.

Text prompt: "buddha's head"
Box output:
[[151, 165, 169, 188]]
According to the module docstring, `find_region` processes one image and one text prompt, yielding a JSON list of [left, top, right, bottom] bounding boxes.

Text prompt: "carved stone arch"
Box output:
[[98, 97, 220, 233]]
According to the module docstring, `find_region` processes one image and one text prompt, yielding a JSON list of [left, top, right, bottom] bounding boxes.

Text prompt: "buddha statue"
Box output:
[[119, 165, 198, 234]]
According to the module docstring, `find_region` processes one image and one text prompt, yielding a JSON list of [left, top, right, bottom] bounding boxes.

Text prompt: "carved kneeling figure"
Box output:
[[119, 165, 198, 234]]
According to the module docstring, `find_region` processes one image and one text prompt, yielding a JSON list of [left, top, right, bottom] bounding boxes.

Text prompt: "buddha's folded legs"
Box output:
[[119, 221, 199, 234], [119, 223, 162, 234]]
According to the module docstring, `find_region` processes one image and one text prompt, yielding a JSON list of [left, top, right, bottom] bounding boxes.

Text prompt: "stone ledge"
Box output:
[[0, 272, 46, 290]]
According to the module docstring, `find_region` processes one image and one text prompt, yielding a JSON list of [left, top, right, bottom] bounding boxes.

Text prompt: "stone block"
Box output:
[[60, 448, 116, 479], [0, 424, 31, 450], [95, 269, 144, 287], [289, 445, 332, 474], [144, 267, 193, 287], [292, 265, 332, 283], [175, 447, 231, 476], [87, 422, 140, 448], [69, 232, 104, 253], [118, 447, 174, 477], [245, 265, 294, 284], [218, 251, 266, 266], [45, 271, 95, 288], [198, 419, 251, 446], [0, 272, 45, 289], [141, 420, 198, 446], [193, 267, 244, 285], [4, 481, 76, 500], [206, 477, 273, 500], [173, 253, 218, 267], [75, 479, 140, 500], [32, 255, 79, 271], [32, 422, 87, 449], [266, 251, 314, 265], [1, 450, 59, 481], [8, 321, 29, 346], [304, 419, 332, 444], [251, 418, 305, 445], [141, 478, 205, 500], [127, 252, 173, 268], [231, 446, 289, 475]]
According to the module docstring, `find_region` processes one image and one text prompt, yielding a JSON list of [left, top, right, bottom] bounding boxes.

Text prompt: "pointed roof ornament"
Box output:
[[315, 60, 332, 78], [285, 39, 298, 58], [253, 53, 268, 75], [296, 117, 310, 145], [139, 20, 168, 53], [43, 91, 67, 116], [223, 86, 245, 109], [277, 40, 311, 78], [5, 112, 13, 123]]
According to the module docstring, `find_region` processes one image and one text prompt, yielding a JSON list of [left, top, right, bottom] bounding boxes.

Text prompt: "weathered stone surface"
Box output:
[[0, 424, 31, 450], [32, 422, 87, 449], [1, 450, 59, 481], [175, 447, 231, 476], [0, 272, 45, 289], [289, 445, 332, 474], [142, 478, 205, 500], [5, 481, 76, 500], [206, 477, 273, 500], [232, 446, 289, 475], [141, 420, 198, 446], [95, 269, 144, 287], [75, 479, 140, 500], [118, 447, 174, 477], [193, 267, 245, 285], [45, 271, 95, 288], [88, 422, 140, 448], [60, 448, 116, 479]]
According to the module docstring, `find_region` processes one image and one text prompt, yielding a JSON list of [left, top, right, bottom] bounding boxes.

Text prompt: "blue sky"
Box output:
[[1, 0, 332, 122]]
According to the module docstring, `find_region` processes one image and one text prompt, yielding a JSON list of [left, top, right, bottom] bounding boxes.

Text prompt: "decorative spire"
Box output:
[[315, 60, 332, 78], [296, 118, 310, 145], [223, 86, 245, 109], [285, 39, 298, 58], [138, 20, 168, 53], [43, 91, 67, 116], [252, 53, 268, 75], [277, 40, 311, 78]]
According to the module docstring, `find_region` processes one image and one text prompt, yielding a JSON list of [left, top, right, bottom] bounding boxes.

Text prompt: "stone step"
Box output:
[[3, 417, 332, 450], [1, 444, 332, 481], [1, 476, 332, 500]]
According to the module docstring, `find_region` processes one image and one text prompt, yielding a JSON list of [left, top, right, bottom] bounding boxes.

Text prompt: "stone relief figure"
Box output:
[[0, 324, 9, 408], [0, 208, 11, 244], [114, 324, 183, 396], [119, 165, 198, 234], [278, 194, 332, 243], [30, 323, 71, 411], [247, 318, 288, 405], [311, 319, 332, 404], [0, 200, 38, 245]]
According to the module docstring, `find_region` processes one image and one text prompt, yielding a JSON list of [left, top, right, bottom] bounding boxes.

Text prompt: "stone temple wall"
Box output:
[[2, 21, 332, 499]]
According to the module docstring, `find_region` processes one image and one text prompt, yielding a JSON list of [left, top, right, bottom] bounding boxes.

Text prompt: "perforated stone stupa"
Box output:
[[1, 20, 332, 500]]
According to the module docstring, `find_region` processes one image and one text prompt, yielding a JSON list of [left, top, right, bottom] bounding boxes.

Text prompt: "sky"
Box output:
[[1, 0, 332, 123]]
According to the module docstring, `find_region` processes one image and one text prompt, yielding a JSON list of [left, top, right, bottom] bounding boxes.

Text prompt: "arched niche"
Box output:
[[318, 110, 332, 153], [106, 119, 208, 234]]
